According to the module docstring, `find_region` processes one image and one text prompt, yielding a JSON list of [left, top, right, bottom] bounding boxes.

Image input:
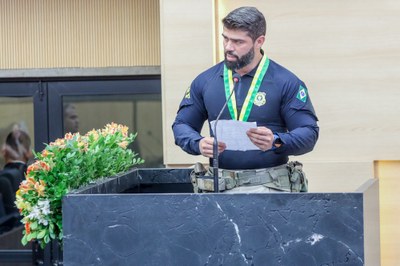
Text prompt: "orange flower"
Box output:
[[86, 129, 99, 141], [19, 177, 36, 192], [19, 183, 29, 192], [118, 124, 128, 136], [77, 140, 87, 149], [27, 177, 36, 184], [103, 123, 129, 138], [49, 138, 65, 148], [27, 161, 51, 177], [26, 164, 38, 176], [104, 122, 119, 135], [39, 161, 50, 171], [41, 149, 54, 158], [118, 141, 129, 149], [25, 222, 31, 234], [64, 132, 74, 140], [34, 180, 46, 196]]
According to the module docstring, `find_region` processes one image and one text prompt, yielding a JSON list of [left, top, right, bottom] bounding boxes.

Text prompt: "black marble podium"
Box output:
[[62, 168, 379, 266]]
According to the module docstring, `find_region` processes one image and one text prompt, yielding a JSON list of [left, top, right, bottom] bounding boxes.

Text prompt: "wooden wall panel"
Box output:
[[0, 0, 160, 68], [375, 161, 400, 266]]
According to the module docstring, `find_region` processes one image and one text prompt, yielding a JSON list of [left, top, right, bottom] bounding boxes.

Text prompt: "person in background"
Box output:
[[0, 129, 32, 214], [63, 103, 79, 134], [172, 7, 319, 193]]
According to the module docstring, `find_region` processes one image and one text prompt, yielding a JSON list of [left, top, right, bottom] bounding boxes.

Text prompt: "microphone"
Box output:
[[212, 73, 241, 192]]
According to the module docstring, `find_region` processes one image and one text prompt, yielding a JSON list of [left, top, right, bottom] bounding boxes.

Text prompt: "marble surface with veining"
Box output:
[[63, 169, 364, 266]]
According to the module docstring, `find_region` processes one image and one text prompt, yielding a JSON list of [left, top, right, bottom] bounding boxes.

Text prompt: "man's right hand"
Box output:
[[199, 137, 226, 158]]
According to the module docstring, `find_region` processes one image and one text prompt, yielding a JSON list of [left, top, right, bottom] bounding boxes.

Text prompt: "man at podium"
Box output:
[[172, 6, 319, 193]]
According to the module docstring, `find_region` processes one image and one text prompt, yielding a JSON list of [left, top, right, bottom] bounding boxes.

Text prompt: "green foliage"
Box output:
[[15, 123, 144, 249]]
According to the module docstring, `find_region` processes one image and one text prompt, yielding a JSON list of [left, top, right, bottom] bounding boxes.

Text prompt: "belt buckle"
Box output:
[[223, 170, 240, 179]]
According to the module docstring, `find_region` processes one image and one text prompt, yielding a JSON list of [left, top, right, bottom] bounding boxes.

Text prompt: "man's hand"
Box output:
[[199, 137, 227, 158], [246, 127, 274, 151]]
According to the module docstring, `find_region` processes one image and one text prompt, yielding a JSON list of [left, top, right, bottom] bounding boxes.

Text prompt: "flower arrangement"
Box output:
[[15, 123, 144, 248]]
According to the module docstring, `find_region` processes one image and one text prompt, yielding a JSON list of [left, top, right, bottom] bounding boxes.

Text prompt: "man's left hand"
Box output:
[[246, 127, 274, 151]]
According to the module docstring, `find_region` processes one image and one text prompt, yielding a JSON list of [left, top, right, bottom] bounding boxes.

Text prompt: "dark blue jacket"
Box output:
[[172, 59, 319, 169]]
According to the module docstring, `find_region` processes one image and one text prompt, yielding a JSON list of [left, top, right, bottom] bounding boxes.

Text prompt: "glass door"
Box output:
[[48, 77, 163, 167], [0, 81, 48, 168]]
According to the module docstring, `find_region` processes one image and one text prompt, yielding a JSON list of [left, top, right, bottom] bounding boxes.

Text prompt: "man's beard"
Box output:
[[224, 47, 255, 70]]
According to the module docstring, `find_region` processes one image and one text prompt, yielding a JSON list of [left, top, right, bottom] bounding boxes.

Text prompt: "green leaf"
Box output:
[[40, 240, 47, 249], [37, 229, 47, 239], [21, 235, 28, 246], [26, 232, 37, 241], [30, 221, 38, 230]]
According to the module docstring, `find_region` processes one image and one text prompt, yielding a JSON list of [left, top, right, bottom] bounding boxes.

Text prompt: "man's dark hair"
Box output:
[[222, 6, 266, 41]]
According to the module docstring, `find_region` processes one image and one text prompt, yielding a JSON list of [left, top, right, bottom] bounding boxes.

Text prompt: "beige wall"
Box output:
[[161, 0, 400, 182], [162, 0, 400, 168], [360, 178, 381, 266], [160, 0, 215, 166], [161, 1, 400, 264], [0, 0, 160, 69]]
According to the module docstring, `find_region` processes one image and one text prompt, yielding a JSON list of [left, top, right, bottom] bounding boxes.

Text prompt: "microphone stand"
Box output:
[[213, 73, 241, 192]]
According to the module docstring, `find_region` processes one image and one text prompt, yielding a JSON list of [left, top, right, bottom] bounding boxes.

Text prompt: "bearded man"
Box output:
[[172, 6, 319, 193]]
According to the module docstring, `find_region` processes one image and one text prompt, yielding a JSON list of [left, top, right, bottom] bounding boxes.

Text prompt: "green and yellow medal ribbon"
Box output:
[[223, 55, 270, 121]]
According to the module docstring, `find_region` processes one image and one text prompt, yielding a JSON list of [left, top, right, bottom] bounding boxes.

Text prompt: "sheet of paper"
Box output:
[[210, 120, 259, 151]]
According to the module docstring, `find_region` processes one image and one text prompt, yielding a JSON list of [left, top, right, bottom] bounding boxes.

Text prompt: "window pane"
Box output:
[[63, 94, 163, 168], [0, 97, 34, 169]]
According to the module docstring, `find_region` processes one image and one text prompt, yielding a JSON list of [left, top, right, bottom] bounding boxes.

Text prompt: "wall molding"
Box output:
[[0, 66, 161, 79]]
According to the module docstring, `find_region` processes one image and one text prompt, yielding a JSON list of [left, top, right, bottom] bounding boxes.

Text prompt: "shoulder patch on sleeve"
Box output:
[[184, 86, 191, 99], [296, 85, 308, 103], [178, 85, 194, 111]]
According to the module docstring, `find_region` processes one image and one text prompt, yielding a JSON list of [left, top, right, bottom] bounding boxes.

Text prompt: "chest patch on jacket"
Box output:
[[254, 92, 266, 107]]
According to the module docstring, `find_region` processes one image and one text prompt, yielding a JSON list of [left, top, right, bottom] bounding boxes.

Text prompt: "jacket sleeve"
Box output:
[[274, 81, 319, 156], [172, 83, 208, 155]]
